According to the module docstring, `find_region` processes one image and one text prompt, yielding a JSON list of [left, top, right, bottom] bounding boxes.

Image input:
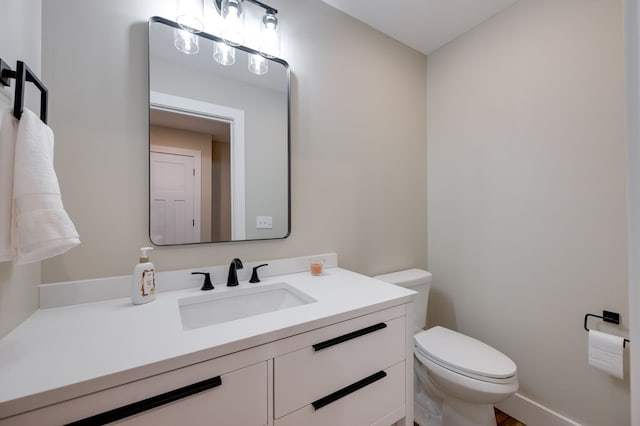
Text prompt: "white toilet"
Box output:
[[374, 269, 518, 426]]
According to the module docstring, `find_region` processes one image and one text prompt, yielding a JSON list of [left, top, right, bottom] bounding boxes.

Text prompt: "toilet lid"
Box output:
[[414, 326, 517, 382]]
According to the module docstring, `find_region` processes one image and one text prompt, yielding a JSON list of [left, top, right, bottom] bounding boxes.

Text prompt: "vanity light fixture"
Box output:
[[213, 0, 280, 55], [214, 0, 280, 73], [174, 0, 204, 54], [173, 0, 282, 70]]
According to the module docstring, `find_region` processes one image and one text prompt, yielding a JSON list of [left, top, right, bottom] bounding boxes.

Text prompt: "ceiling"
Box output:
[[320, 0, 520, 55], [150, 108, 231, 142]]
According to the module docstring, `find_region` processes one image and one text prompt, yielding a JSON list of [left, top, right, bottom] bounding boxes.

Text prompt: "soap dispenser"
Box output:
[[132, 247, 156, 304]]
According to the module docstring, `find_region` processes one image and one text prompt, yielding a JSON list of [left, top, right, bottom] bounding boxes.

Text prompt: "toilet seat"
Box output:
[[413, 326, 517, 385]]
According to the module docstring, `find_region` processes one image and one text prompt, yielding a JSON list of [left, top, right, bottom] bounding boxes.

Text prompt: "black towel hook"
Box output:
[[0, 58, 48, 124]]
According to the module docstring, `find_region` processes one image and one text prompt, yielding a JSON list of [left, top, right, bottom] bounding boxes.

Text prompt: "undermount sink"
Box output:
[[178, 283, 317, 330]]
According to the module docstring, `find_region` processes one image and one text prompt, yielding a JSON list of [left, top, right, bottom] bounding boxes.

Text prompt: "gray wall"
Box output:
[[40, 0, 428, 283], [0, 0, 42, 339], [427, 0, 629, 424]]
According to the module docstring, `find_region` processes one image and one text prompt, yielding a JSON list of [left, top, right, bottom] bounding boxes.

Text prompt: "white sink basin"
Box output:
[[178, 283, 317, 330]]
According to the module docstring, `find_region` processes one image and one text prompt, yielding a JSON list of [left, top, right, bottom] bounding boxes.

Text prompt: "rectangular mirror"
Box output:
[[148, 16, 290, 245]]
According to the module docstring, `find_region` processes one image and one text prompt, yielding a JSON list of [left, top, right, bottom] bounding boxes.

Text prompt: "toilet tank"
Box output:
[[374, 269, 432, 335]]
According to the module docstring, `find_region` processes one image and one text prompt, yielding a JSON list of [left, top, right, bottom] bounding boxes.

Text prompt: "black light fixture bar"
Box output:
[[247, 0, 277, 14], [214, 0, 278, 15]]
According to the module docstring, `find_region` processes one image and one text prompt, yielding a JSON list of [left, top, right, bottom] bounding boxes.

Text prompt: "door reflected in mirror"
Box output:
[[148, 17, 290, 245]]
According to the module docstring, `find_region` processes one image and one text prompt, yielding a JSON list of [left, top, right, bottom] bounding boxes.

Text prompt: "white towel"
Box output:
[[0, 108, 17, 261], [13, 108, 80, 264]]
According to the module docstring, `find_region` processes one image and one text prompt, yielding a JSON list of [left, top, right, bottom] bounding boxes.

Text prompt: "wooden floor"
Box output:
[[495, 408, 526, 426]]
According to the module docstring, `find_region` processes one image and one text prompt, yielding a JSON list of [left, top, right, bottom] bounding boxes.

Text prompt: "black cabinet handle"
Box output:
[[312, 322, 387, 352], [66, 376, 222, 425], [311, 370, 387, 410]]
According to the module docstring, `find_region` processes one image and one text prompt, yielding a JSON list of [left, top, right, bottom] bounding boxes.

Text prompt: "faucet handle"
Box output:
[[249, 264, 268, 283], [192, 272, 214, 291]]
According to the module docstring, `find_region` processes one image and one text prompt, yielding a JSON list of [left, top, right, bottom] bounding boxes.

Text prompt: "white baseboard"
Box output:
[[496, 393, 581, 426]]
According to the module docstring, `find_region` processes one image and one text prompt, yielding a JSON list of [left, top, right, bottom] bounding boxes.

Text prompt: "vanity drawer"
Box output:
[[274, 361, 405, 426], [111, 362, 268, 426], [274, 314, 405, 418], [2, 360, 269, 426]]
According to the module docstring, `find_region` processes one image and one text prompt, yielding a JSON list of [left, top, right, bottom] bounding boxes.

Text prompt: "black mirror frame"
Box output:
[[147, 16, 291, 245]]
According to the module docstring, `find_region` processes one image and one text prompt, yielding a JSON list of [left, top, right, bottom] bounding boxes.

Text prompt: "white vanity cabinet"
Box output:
[[0, 272, 414, 426]]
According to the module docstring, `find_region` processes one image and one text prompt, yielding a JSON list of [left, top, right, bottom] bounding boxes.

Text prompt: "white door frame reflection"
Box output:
[[150, 91, 246, 243]]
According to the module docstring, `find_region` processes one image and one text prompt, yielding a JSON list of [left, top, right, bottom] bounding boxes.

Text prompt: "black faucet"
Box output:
[[227, 258, 243, 286]]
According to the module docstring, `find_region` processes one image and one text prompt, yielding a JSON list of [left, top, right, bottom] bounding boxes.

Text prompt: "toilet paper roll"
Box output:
[[588, 329, 624, 379]]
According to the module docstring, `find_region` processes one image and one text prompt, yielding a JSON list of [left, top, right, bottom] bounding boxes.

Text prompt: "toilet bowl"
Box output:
[[374, 269, 518, 426]]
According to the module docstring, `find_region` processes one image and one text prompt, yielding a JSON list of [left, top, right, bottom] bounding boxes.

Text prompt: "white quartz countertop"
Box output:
[[0, 266, 415, 418]]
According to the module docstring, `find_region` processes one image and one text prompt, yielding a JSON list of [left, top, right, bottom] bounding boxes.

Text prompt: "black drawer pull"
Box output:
[[312, 322, 387, 352], [66, 376, 222, 425], [311, 370, 387, 410]]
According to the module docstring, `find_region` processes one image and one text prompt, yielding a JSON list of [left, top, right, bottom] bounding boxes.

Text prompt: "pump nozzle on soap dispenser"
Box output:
[[139, 247, 152, 262], [131, 247, 156, 304]]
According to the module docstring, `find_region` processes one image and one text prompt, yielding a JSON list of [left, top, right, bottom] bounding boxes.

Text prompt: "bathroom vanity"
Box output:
[[0, 256, 415, 425]]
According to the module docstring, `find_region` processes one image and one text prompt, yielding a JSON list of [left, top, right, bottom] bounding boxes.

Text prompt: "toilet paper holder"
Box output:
[[584, 310, 630, 348]]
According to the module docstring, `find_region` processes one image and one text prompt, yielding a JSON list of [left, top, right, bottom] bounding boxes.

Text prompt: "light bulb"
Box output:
[[174, 28, 199, 54], [221, 0, 245, 45], [248, 53, 268, 75], [260, 11, 280, 58], [214, 41, 236, 66], [176, 0, 203, 33]]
